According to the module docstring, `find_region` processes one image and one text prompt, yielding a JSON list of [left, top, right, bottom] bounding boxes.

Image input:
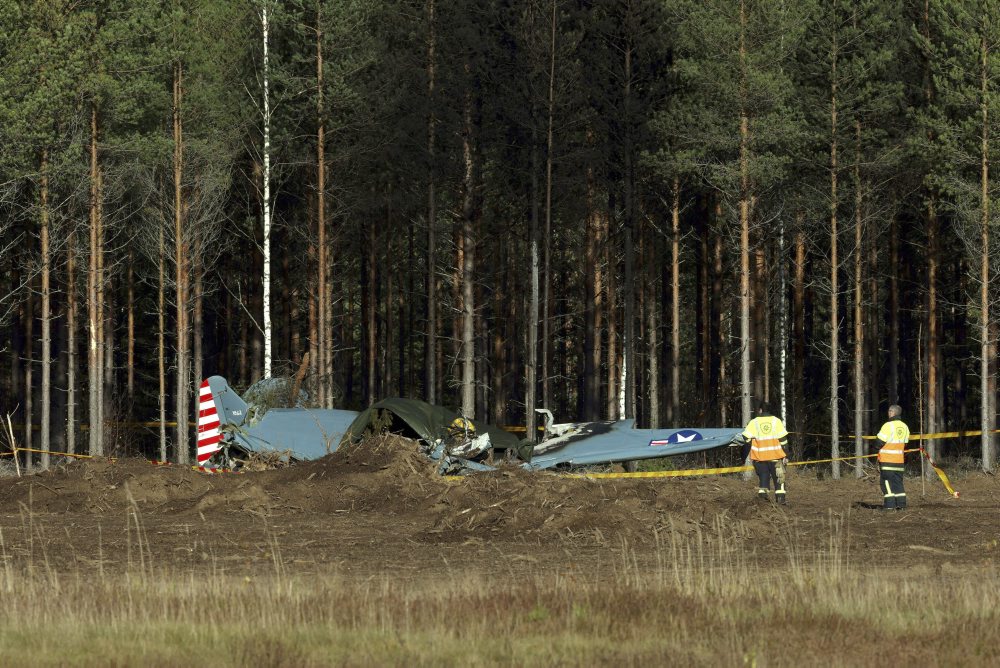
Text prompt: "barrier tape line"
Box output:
[[916, 448, 960, 498], [0, 447, 104, 461], [0, 448, 240, 475], [575, 449, 918, 480], [509, 427, 994, 440], [793, 429, 1000, 441], [3, 445, 956, 492], [571, 465, 753, 479], [570, 447, 959, 497]]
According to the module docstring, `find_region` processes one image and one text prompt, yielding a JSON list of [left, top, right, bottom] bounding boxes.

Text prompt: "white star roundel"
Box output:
[[649, 430, 703, 446]]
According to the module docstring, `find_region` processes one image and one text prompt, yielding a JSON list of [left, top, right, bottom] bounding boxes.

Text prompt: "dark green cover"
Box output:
[[340, 397, 523, 454]]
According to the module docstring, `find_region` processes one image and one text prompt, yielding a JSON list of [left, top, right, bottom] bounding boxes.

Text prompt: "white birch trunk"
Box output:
[[618, 354, 626, 419], [262, 1, 273, 379]]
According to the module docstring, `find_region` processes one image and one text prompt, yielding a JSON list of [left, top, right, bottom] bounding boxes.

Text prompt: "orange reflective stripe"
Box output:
[[878, 443, 906, 464], [750, 437, 786, 461]]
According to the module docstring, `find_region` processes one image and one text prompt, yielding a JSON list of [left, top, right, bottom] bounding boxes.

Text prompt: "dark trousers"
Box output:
[[753, 460, 786, 503], [879, 465, 906, 509]]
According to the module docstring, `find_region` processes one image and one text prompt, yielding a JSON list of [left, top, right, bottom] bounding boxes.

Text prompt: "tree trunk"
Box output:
[[127, 247, 135, 401], [606, 232, 618, 420], [173, 60, 189, 465], [868, 213, 880, 438], [738, 0, 752, 425], [583, 152, 603, 422], [66, 216, 77, 455], [40, 148, 51, 469], [261, 2, 273, 379], [671, 177, 681, 426], [425, 0, 438, 405], [316, 0, 328, 407], [754, 246, 767, 405], [363, 219, 376, 406], [792, 219, 805, 458], [403, 223, 412, 397], [889, 214, 899, 403], [853, 121, 864, 477], [526, 137, 539, 438], [777, 220, 787, 423], [927, 204, 939, 475], [981, 33, 995, 472], [648, 224, 660, 429], [623, 43, 636, 421], [460, 81, 477, 419], [829, 31, 841, 479], [24, 284, 33, 471], [542, 0, 556, 414], [714, 220, 726, 424], [384, 204, 394, 396], [88, 104, 103, 457], [158, 206, 167, 462], [193, 264, 204, 421], [260, 2, 272, 378], [698, 203, 711, 418], [308, 205, 318, 395], [101, 229, 111, 434]]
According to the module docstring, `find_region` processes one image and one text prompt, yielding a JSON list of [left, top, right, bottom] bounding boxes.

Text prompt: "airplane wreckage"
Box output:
[[196, 376, 742, 474]]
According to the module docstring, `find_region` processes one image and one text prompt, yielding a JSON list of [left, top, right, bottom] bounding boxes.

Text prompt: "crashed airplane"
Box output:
[[196, 376, 741, 473]]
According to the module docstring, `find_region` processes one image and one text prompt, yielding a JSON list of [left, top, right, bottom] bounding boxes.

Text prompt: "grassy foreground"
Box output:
[[0, 520, 996, 667]]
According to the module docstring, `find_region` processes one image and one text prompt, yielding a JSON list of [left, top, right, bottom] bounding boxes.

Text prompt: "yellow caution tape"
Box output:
[[5, 442, 960, 495], [0, 447, 105, 461], [794, 429, 1000, 441], [917, 448, 960, 498], [570, 464, 752, 479], [563, 447, 960, 497], [574, 449, 918, 480]]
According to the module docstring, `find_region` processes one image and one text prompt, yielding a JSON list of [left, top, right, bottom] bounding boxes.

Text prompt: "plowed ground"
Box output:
[[0, 434, 995, 578]]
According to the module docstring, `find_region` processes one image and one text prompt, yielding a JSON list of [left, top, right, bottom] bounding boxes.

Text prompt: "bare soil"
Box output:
[[0, 435, 996, 578]]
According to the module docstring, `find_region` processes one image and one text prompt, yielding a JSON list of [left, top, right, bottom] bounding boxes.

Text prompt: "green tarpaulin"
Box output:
[[340, 398, 526, 458]]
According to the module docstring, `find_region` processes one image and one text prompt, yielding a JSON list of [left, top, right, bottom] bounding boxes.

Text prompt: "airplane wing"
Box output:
[[525, 420, 741, 470], [227, 408, 360, 461]]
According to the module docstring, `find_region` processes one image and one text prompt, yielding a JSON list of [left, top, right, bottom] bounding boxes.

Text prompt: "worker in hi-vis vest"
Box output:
[[735, 403, 789, 504], [876, 405, 910, 511]]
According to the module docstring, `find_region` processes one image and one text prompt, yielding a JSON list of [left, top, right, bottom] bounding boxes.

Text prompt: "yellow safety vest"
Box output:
[[876, 420, 909, 465], [742, 416, 788, 462]]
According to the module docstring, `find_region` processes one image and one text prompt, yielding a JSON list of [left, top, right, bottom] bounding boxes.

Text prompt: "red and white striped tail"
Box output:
[[197, 379, 223, 464]]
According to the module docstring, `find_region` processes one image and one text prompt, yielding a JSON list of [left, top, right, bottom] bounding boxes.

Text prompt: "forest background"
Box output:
[[1, 0, 998, 476]]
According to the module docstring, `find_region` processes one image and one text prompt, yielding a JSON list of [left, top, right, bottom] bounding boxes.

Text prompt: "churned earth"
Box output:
[[0, 434, 992, 579]]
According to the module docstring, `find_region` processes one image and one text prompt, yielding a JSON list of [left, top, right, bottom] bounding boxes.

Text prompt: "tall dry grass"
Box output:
[[0, 504, 996, 666]]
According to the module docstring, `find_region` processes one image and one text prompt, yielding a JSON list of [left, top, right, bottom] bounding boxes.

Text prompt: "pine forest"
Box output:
[[3, 0, 1000, 474]]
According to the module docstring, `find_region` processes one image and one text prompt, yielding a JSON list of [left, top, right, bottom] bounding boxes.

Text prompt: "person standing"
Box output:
[[737, 403, 789, 504], [876, 405, 910, 510]]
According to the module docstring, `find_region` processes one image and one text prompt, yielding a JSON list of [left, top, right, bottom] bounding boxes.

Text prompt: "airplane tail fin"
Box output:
[[197, 376, 248, 464]]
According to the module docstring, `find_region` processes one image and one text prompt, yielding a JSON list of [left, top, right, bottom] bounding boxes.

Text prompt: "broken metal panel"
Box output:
[[227, 408, 360, 461], [525, 421, 742, 470]]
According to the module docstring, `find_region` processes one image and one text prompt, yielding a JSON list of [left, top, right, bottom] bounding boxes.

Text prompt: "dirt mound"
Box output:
[[0, 458, 218, 514], [0, 438, 995, 583], [0, 437, 986, 553], [0, 434, 450, 518]]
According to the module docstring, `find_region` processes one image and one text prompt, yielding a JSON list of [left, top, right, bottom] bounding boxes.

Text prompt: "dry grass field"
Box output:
[[0, 436, 996, 666]]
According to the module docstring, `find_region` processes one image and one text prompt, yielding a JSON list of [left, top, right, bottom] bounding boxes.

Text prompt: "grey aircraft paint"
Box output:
[[201, 376, 740, 470]]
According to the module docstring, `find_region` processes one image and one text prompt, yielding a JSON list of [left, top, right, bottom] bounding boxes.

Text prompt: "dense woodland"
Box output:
[[1, 0, 999, 474]]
